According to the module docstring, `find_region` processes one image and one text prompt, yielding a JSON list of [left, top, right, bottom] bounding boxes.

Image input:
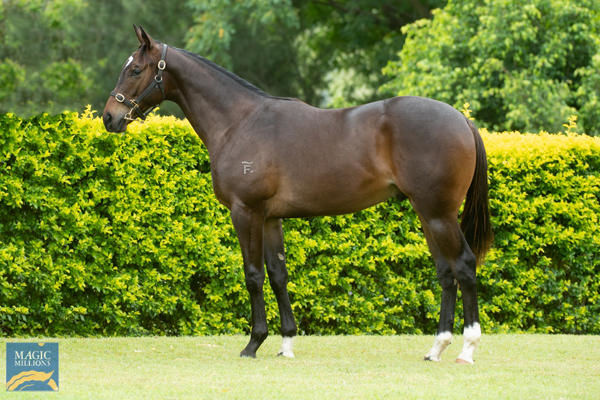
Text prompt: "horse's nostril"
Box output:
[[104, 112, 113, 124]]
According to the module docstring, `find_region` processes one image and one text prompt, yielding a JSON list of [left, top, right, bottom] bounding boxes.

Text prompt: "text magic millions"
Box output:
[[13, 349, 53, 367]]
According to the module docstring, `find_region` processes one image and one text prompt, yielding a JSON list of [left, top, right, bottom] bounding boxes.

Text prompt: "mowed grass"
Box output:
[[1, 335, 598, 399]]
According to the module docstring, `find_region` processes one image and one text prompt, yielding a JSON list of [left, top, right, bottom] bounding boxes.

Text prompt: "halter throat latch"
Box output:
[[111, 43, 168, 122]]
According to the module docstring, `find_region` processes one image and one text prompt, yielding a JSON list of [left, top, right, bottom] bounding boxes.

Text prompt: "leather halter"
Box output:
[[110, 43, 168, 122]]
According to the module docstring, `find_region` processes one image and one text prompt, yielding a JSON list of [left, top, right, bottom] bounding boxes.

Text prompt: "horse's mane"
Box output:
[[175, 47, 297, 102]]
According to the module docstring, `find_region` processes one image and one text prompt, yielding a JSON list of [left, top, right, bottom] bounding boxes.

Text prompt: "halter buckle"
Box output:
[[115, 93, 125, 103], [158, 60, 166, 70], [124, 105, 144, 123]]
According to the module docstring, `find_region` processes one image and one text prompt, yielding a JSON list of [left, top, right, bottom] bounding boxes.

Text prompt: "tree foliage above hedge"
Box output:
[[0, 0, 194, 116], [0, 112, 599, 336], [382, 0, 600, 135], [0, 0, 443, 115]]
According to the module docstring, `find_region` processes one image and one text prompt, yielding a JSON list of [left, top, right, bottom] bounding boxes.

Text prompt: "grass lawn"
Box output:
[[1, 334, 599, 399]]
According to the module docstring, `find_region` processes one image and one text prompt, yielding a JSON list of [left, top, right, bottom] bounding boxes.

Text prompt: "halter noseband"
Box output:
[[111, 43, 168, 122]]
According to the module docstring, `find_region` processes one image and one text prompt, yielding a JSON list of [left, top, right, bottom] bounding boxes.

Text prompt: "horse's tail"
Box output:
[[461, 119, 493, 264]]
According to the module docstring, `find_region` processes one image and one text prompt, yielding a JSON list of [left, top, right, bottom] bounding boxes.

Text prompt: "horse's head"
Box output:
[[103, 25, 169, 132]]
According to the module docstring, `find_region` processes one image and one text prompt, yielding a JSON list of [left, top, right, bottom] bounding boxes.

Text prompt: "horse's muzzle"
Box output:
[[103, 111, 127, 133]]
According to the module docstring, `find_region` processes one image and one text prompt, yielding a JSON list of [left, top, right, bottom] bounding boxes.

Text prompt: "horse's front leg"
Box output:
[[231, 203, 268, 358], [264, 218, 297, 357]]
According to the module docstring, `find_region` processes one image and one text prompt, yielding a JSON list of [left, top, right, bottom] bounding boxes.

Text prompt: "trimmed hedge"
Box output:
[[0, 111, 598, 336]]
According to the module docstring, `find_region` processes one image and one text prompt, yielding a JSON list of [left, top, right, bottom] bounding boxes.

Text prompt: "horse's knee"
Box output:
[[268, 268, 288, 291], [266, 253, 289, 288], [245, 266, 265, 292]]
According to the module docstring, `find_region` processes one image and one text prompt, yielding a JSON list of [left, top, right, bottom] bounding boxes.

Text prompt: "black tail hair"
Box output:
[[461, 119, 493, 264]]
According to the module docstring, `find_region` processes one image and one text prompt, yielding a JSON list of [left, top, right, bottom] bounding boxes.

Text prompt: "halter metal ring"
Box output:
[[158, 60, 166, 70], [154, 75, 163, 83], [115, 93, 125, 103]]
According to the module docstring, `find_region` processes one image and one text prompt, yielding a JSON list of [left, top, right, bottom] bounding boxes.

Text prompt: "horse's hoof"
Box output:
[[240, 350, 256, 358], [455, 358, 473, 364], [277, 351, 295, 358], [424, 355, 440, 362]]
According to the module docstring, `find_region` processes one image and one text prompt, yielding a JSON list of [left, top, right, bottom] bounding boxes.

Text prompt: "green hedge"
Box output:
[[1, 112, 598, 336]]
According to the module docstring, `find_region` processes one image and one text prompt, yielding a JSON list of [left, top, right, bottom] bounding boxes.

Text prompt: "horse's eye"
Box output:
[[131, 68, 142, 76]]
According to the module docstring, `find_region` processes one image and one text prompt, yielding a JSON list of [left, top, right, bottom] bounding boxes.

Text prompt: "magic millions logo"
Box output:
[[6, 343, 59, 392]]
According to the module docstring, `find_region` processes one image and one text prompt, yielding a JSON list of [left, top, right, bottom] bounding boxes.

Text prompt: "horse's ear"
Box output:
[[134, 24, 154, 49]]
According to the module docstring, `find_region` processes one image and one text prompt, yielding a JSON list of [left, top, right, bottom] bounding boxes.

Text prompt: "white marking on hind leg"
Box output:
[[278, 336, 294, 358], [424, 331, 452, 361], [456, 323, 481, 364]]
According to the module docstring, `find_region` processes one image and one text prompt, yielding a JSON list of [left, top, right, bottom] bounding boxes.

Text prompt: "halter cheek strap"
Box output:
[[111, 43, 168, 122]]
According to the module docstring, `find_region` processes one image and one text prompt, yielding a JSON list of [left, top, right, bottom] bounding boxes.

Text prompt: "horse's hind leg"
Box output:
[[423, 219, 458, 361], [264, 218, 297, 357], [418, 213, 481, 364]]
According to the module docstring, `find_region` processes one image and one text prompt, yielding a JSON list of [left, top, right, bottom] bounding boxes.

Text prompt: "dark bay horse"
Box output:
[[103, 26, 493, 364]]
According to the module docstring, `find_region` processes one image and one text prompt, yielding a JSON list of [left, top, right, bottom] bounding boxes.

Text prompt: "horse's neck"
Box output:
[[166, 49, 261, 153]]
